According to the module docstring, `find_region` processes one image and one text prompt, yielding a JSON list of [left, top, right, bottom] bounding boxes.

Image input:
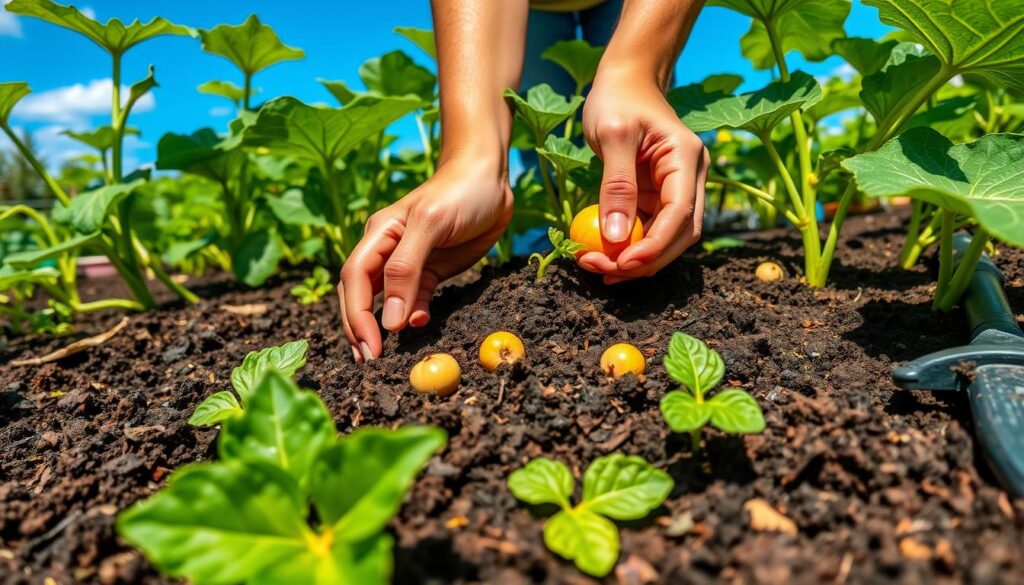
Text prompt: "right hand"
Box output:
[[338, 157, 513, 362]]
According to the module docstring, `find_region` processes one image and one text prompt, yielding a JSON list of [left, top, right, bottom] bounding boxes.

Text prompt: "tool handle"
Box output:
[[968, 364, 1024, 498], [953, 233, 1023, 341]]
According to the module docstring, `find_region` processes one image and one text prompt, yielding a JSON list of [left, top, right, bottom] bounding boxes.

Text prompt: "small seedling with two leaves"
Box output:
[[659, 332, 765, 453], [290, 266, 334, 305], [529, 227, 585, 282], [508, 453, 673, 577]]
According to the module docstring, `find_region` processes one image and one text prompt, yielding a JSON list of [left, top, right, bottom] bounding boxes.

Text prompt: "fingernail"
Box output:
[[620, 259, 642, 271], [381, 296, 405, 330], [360, 341, 375, 361], [352, 345, 362, 363], [410, 311, 430, 327], [604, 212, 628, 243]]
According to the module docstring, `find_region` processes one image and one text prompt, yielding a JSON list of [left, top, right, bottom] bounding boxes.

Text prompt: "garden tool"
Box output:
[[893, 233, 1024, 497]]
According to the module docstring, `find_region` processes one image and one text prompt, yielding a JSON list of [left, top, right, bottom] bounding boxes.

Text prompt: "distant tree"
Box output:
[[0, 131, 51, 202]]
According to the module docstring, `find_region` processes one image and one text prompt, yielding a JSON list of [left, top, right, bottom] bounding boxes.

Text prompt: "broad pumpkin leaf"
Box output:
[[394, 27, 436, 60], [267, 187, 331, 227], [536, 135, 595, 175], [230, 339, 309, 402], [6, 0, 192, 55], [162, 231, 218, 266], [544, 509, 619, 577], [503, 84, 585, 141], [905, 95, 978, 139], [319, 79, 358, 106], [804, 78, 861, 123], [156, 128, 243, 183], [188, 390, 242, 427], [863, 0, 1024, 92], [842, 128, 1024, 248], [659, 390, 712, 433], [580, 454, 673, 521], [663, 332, 725, 395], [244, 96, 421, 164], [52, 179, 146, 233], [701, 73, 744, 94], [0, 82, 30, 123], [219, 370, 336, 488], [63, 125, 139, 152], [669, 71, 821, 135], [860, 43, 941, 123], [359, 50, 435, 101], [542, 39, 605, 90], [832, 37, 898, 76], [508, 457, 574, 508], [706, 389, 766, 433], [198, 80, 255, 105], [232, 230, 284, 287], [199, 14, 304, 77], [309, 426, 446, 541], [3, 232, 101, 269], [734, 0, 851, 70]]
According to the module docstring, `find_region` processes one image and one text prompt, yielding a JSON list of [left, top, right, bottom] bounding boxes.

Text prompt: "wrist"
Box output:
[[437, 100, 511, 178]]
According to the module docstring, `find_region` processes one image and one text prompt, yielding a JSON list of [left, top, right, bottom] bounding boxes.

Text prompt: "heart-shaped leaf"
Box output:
[[508, 457, 574, 508], [536, 135, 595, 175], [706, 389, 766, 433], [729, 0, 851, 70], [659, 390, 712, 433], [503, 84, 584, 141], [266, 187, 331, 227], [188, 390, 242, 427], [543, 509, 619, 577], [542, 39, 605, 90], [663, 332, 725, 395], [832, 37, 898, 76], [860, 43, 941, 123], [230, 339, 309, 402], [199, 15, 304, 77], [156, 128, 244, 183], [232, 230, 284, 287], [0, 82, 30, 123], [198, 80, 253, 105], [842, 127, 1024, 248], [52, 179, 146, 233], [63, 126, 139, 153], [580, 454, 673, 520], [359, 50, 435, 101]]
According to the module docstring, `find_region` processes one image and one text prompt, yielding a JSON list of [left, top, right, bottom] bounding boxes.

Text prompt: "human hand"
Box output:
[[338, 157, 512, 361], [578, 68, 708, 284]]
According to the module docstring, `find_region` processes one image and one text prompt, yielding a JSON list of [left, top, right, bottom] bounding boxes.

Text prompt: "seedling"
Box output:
[[188, 339, 308, 426], [529, 227, 585, 282], [569, 204, 643, 261], [479, 331, 525, 372], [508, 453, 673, 577], [409, 353, 461, 396], [659, 332, 765, 453], [290, 266, 334, 305], [755, 261, 785, 282], [119, 367, 446, 585], [600, 343, 646, 378]]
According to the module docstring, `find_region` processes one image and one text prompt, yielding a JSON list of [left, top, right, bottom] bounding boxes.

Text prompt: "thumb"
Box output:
[[597, 135, 640, 243]]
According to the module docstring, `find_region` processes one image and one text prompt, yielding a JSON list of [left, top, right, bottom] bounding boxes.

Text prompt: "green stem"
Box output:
[[690, 428, 702, 455], [759, 135, 806, 220], [243, 72, 252, 111], [111, 54, 123, 183], [868, 66, 954, 151], [934, 228, 989, 312], [934, 210, 956, 303], [898, 200, 926, 268], [96, 238, 154, 309], [705, 176, 802, 226], [72, 298, 146, 312], [0, 121, 70, 206]]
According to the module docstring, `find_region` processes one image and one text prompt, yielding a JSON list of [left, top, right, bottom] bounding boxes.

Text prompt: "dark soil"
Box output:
[[2, 212, 1023, 585]]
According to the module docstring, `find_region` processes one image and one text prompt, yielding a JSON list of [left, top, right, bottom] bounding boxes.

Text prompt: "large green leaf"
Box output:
[[156, 128, 242, 183], [863, 0, 1024, 91], [310, 426, 446, 541], [580, 454, 673, 521], [198, 80, 251, 105], [266, 187, 330, 227], [503, 84, 584, 141], [199, 14, 304, 77], [669, 71, 821, 135], [542, 39, 605, 89], [508, 457, 574, 508], [536, 135, 595, 175], [359, 50, 435, 101], [52, 179, 145, 233], [244, 96, 421, 164], [659, 390, 712, 433], [707, 389, 766, 433], [394, 27, 436, 60], [544, 509, 619, 577], [232, 230, 284, 287], [663, 332, 725, 396], [319, 79, 359, 106], [842, 128, 1024, 248], [219, 370, 336, 488], [188, 391, 243, 427], [3, 232, 100, 269], [63, 125, 139, 152], [6, 0, 192, 55], [0, 82, 30, 123], [230, 339, 309, 402], [701, 73, 744, 94], [733, 0, 851, 70], [804, 77, 861, 122], [832, 37, 898, 76], [860, 43, 941, 123]]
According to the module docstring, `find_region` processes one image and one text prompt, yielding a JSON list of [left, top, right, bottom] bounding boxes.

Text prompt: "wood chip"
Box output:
[[445, 515, 469, 529], [744, 498, 797, 535], [899, 537, 932, 560], [11, 317, 129, 366], [221, 303, 269, 316], [615, 554, 659, 585]]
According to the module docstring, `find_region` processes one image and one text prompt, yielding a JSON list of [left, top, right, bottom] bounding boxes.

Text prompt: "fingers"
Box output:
[[381, 207, 445, 333], [339, 212, 402, 362], [595, 124, 641, 244]]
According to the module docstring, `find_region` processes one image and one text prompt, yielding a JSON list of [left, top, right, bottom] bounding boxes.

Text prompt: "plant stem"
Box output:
[[243, 73, 252, 111], [96, 238, 155, 309], [705, 176, 802, 226], [869, 66, 954, 151], [934, 210, 956, 303], [690, 428, 702, 455], [759, 135, 806, 220], [934, 228, 989, 312], [73, 298, 146, 312]]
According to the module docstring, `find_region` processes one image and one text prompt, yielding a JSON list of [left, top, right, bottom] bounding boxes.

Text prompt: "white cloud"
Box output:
[[209, 106, 233, 117], [827, 63, 857, 82], [12, 79, 156, 125], [0, 0, 22, 37], [80, 6, 96, 19]]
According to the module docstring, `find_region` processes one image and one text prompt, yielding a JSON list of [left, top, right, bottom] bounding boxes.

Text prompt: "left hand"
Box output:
[[578, 69, 708, 284]]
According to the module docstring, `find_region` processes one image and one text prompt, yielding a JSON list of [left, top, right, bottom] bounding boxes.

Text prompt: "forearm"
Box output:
[[431, 0, 529, 171], [599, 0, 705, 90]]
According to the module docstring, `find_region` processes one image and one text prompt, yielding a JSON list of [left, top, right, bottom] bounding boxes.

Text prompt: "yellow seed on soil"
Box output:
[[755, 261, 785, 282], [600, 343, 646, 378], [410, 353, 461, 396], [479, 331, 526, 372]]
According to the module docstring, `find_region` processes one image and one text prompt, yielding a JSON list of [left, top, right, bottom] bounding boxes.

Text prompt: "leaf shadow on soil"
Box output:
[[394, 535, 480, 584], [843, 298, 962, 362]]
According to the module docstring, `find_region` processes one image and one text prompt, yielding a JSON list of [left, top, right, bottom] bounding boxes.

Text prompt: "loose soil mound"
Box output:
[[2, 212, 1023, 584]]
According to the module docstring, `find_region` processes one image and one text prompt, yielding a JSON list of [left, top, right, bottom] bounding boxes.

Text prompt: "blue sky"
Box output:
[[0, 0, 890, 173]]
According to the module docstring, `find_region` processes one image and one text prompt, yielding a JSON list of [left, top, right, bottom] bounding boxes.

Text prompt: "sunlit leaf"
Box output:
[[359, 50, 435, 101], [663, 332, 725, 394], [3, 232, 101, 269], [832, 37, 898, 76], [188, 391, 242, 427], [232, 230, 284, 287], [860, 43, 941, 123], [394, 26, 436, 60], [580, 454, 673, 521], [230, 339, 309, 402], [543, 509, 619, 577], [508, 457, 574, 507], [542, 39, 605, 90], [198, 80, 256, 105], [701, 73, 744, 94], [53, 179, 146, 233], [199, 14, 304, 77], [706, 389, 766, 433], [63, 125, 139, 152], [659, 390, 712, 432], [503, 84, 584, 141], [536, 135, 594, 175], [0, 82, 30, 123]]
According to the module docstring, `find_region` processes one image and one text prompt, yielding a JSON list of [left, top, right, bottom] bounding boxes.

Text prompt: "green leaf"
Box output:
[[230, 339, 309, 402], [310, 426, 446, 540], [220, 370, 336, 488], [832, 37, 898, 76], [124, 65, 157, 117], [394, 27, 436, 60], [156, 128, 243, 183], [266, 187, 330, 227], [733, 0, 851, 70], [536, 135, 595, 175], [116, 460, 309, 585], [701, 73, 744, 94], [0, 266, 60, 289], [842, 128, 1024, 248], [503, 84, 584, 141], [232, 230, 284, 287], [804, 77, 861, 122], [580, 454, 673, 521], [188, 391, 242, 427], [659, 390, 712, 433], [52, 179, 145, 233], [541, 39, 605, 89], [906, 95, 978, 138], [669, 71, 822, 135], [707, 389, 766, 433], [860, 43, 941, 123], [0, 82, 30, 123], [663, 332, 725, 395], [244, 96, 421, 164], [544, 509, 619, 577], [253, 533, 393, 585], [63, 125, 139, 153], [6, 0, 193, 55], [3, 232, 101, 269], [359, 50, 436, 101], [198, 80, 252, 105], [199, 14, 304, 77], [319, 79, 359, 106], [863, 0, 1024, 92], [508, 457, 574, 508], [815, 147, 855, 179], [701, 236, 746, 253]]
